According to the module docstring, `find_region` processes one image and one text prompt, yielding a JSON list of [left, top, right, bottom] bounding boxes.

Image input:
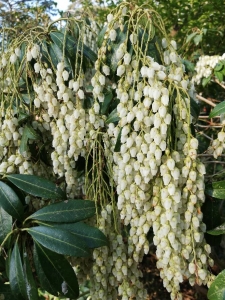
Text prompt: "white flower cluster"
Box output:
[[89, 5, 215, 298], [0, 5, 216, 300], [88, 205, 147, 300], [193, 53, 225, 84], [83, 20, 99, 52], [0, 45, 53, 181], [207, 130, 225, 159]]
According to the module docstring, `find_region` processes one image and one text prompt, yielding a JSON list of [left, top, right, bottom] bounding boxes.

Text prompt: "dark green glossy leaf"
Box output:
[[50, 31, 97, 63], [100, 91, 113, 115], [49, 42, 71, 71], [0, 207, 12, 244], [21, 93, 34, 105], [27, 200, 95, 223], [50, 31, 75, 58], [33, 244, 56, 295], [83, 44, 97, 62], [206, 181, 225, 199], [49, 222, 108, 248], [182, 59, 195, 73], [25, 125, 40, 140], [208, 269, 225, 299], [105, 108, 119, 124], [114, 127, 122, 152], [18, 111, 30, 124], [202, 76, 211, 87], [207, 222, 225, 235], [9, 242, 27, 300], [34, 242, 79, 298], [209, 101, 225, 118], [7, 174, 66, 200], [27, 226, 90, 257], [0, 181, 24, 221], [19, 125, 40, 155], [23, 250, 39, 300], [215, 70, 223, 82], [190, 97, 200, 122]]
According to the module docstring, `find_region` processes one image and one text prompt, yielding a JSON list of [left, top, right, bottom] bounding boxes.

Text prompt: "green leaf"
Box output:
[[19, 125, 40, 155], [209, 102, 225, 118], [23, 250, 39, 300], [34, 242, 79, 298], [215, 70, 223, 82], [7, 174, 66, 200], [0, 207, 12, 244], [208, 270, 225, 299], [83, 44, 97, 62], [190, 97, 200, 122], [50, 31, 75, 59], [214, 62, 224, 72], [27, 226, 90, 257], [193, 33, 202, 45], [9, 242, 27, 300], [33, 244, 56, 295], [105, 108, 119, 124], [97, 26, 107, 48], [18, 111, 30, 124], [21, 93, 35, 105], [114, 127, 122, 152], [0, 181, 24, 221], [100, 91, 113, 115], [49, 222, 108, 248], [211, 181, 225, 200], [207, 222, 225, 235], [50, 31, 97, 63], [182, 59, 195, 73], [202, 76, 211, 87], [186, 32, 198, 43], [27, 199, 95, 223], [48, 42, 71, 71], [25, 125, 40, 140]]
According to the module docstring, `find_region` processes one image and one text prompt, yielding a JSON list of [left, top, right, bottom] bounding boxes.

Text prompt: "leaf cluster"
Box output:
[[0, 174, 107, 299]]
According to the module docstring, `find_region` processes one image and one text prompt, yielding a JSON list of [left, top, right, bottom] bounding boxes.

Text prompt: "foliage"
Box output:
[[0, 174, 107, 299], [0, 0, 58, 41]]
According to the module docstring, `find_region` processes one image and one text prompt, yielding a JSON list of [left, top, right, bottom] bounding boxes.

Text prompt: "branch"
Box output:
[[196, 94, 216, 107], [214, 78, 225, 90]]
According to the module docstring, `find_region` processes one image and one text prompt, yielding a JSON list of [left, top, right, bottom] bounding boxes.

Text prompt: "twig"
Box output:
[[198, 132, 213, 140], [196, 94, 216, 107], [196, 124, 222, 128], [198, 154, 225, 157], [199, 115, 220, 119], [204, 161, 225, 164], [215, 78, 225, 90]]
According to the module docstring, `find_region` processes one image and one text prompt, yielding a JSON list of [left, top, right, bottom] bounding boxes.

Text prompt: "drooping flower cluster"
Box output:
[[87, 3, 215, 299], [0, 3, 215, 300]]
